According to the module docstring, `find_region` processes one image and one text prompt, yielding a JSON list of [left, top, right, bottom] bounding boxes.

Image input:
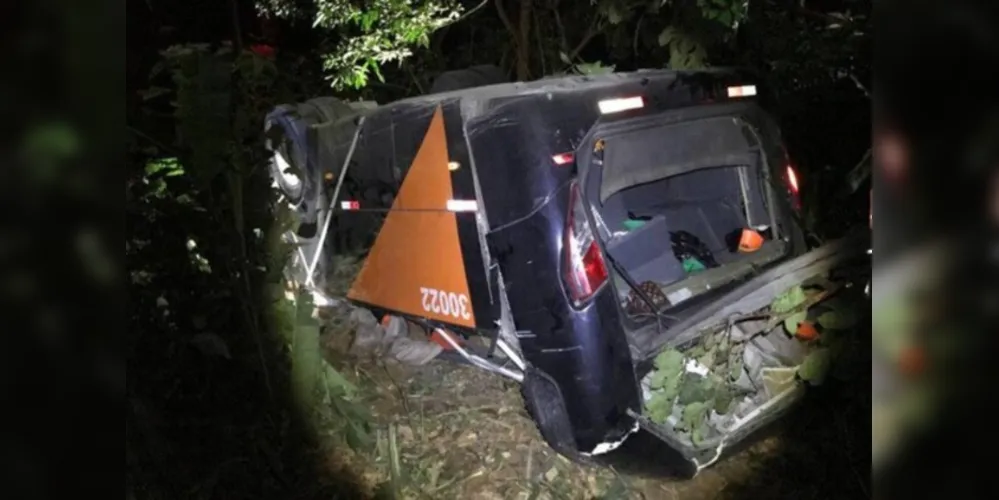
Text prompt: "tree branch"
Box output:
[[229, 0, 243, 50], [405, 65, 425, 94], [127, 125, 180, 156], [517, 0, 533, 80], [568, 18, 601, 61], [451, 0, 491, 25], [849, 73, 870, 98], [794, 6, 847, 24], [633, 13, 645, 58], [494, 0, 519, 78], [552, 5, 568, 54], [494, 0, 517, 40], [533, 6, 546, 75]]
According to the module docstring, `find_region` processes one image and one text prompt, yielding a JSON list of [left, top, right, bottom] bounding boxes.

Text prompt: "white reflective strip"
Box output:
[[598, 96, 644, 114], [727, 85, 757, 97], [340, 201, 358, 210], [446, 199, 478, 212]]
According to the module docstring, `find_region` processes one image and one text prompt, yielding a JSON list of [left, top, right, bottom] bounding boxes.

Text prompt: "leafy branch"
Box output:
[[313, 0, 465, 89]]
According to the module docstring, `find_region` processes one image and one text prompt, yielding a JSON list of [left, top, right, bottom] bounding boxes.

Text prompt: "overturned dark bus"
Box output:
[[265, 68, 865, 476]]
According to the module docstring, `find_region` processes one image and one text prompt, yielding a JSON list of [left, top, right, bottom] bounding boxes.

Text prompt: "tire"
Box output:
[[266, 97, 366, 290], [429, 64, 508, 94], [265, 98, 365, 221], [265, 105, 310, 206], [271, 140, 305, 203]]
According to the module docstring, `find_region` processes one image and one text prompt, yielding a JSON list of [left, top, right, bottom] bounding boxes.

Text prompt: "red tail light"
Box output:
[[563, 181, 608, 305], [552, 152, 575, 165], [785, 165, 799, 193], [779, 146, 802, 211], [785, 165, 802, 211]]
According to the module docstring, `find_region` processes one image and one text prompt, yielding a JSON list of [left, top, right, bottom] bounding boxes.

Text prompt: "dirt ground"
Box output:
[[317, 322, 870, 500]]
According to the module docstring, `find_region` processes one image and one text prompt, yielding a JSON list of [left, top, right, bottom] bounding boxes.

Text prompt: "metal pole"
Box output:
[[435, 329, 524, 383], [305, 116, 365, 287]]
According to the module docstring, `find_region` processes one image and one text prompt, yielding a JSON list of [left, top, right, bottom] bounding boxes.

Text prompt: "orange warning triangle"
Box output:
[[347, 107, 476, 328]]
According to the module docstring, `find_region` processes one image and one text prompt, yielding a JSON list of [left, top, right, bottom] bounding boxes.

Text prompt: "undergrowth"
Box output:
[[126, 43, 377, 499]]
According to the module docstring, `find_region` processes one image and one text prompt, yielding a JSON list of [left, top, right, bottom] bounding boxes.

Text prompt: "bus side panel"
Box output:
[[468, 97, 641, 451], [440, 103, 499, 330], [345, 105, 482, 330]]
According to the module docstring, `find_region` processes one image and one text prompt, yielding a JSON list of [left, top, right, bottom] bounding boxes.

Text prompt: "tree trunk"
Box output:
[[516, 0, 533, 81]]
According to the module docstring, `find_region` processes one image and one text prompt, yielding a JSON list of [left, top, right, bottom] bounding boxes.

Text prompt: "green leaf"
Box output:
[[798, 347, 832, 384], [648, 368, 671, 389], [344, 418, 371, 449], [728, 350, 744, 381], [717, 10, 733, 26], [692, 420, 714, 445], [772, 285, 807, 313], [697, 348, 716, 369], [608, 5, 624, 24], [716, 334, 730, 354], [762, 367, 798, 396], [662, 371, 683, 401], [371, 61, 385, 83], [645, 391, 675, 424], [333, 396, 372, 449], [783, 311, 808, 335], [657, 27, 676, 47], [702, 332, 716, 349], [654, 348, 685, 373], [687, 345, 706, 359], [677, 373, 714, 405], [666, 34, 707, 70], [324, 363, 359, 399], [575, 62, 615, 75], [713, 387, 733, 414], [175, 193, 195, 205], [145, 157, 183, 176], [361, 10, 377, 31], [680, 401, 709, 431], [650, 348, 685, 393]]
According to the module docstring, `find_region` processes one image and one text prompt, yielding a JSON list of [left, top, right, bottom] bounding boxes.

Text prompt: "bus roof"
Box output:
[[376, 67, 755, 119]]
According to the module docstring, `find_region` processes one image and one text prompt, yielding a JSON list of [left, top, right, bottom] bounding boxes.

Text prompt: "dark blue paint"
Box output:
[[471, 71, 762, 451], [487, 181, 639, 450]]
